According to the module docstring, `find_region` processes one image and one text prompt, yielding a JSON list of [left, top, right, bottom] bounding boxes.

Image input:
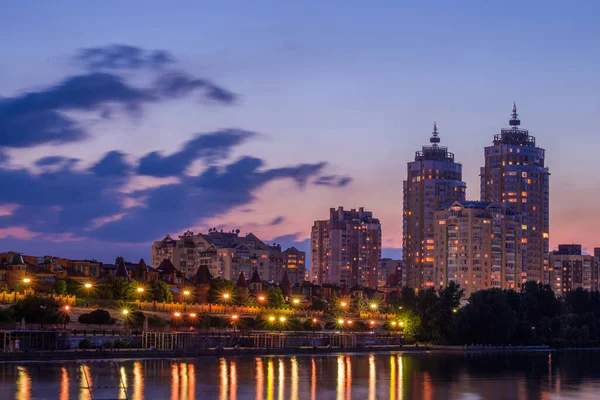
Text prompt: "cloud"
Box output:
[[314, 175, 353, 187], [0, 226, 39, 240], [269, 216, 285, 226], [138, 129, 257, 177], [1, 48, 236, 148], [0, 73, 151, 148], [90, 151, 130, 176], [75, 44, 175, 70], [0, 204, 20, 217], [154, 72, 236, 103]]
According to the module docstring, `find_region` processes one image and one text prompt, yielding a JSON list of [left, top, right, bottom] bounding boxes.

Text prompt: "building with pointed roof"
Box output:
[[279, 269, 291, 298], [115, 259, 131, 279], [403, 123, 467, 290], [152, 229, 305, 282]]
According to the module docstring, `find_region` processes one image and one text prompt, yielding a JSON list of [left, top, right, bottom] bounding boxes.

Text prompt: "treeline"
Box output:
[[392, 282, 600, 347]]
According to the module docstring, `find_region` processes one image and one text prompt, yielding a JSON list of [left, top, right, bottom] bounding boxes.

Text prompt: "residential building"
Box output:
[[480, 104, 550, 285], [434, 201, 522, 297], [152, 229, 305, 282], [310, 207, 382, 288], [549, 244, 598, 295], [403, 123, 466, 290], [378, 259, 402, 288]]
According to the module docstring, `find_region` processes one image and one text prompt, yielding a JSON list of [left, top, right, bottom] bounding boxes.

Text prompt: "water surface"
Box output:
[[2, 351, 600, 399]]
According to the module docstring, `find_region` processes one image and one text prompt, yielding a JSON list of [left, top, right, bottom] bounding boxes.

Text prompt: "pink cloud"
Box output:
[[0, 204, 20, 217], [0, 226, 39, 240], [86, 213, 127, 231], [44, 232, 84, 242]]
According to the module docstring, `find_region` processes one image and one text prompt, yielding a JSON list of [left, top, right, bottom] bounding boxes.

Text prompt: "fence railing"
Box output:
[[0, 292, 75, 305], [138, 301, 324, 318]]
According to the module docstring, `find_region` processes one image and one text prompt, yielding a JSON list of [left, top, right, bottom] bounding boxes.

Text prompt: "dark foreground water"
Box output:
[[1, 351, 600, 399]]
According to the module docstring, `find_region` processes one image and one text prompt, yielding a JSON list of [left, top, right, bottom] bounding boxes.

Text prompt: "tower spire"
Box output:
[[430, 121, 440, 146], [509, 102, 520, 127]]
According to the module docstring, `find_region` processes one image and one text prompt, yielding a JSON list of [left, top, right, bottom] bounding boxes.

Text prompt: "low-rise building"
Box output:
[[549, 244, 598, 295]]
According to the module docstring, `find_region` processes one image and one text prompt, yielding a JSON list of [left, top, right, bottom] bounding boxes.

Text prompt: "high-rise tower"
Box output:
[[403, 124, 466, 290], [311, 207, 381, 288], [480, 104, 550, 285]]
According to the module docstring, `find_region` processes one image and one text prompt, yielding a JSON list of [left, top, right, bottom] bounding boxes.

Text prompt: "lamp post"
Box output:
[[189, 313, 197, 330], [136, 287, 144, 309], [279, 316, 286, 332], [23, 278, 31, 295], [183, 290, 191, 310], [258, 295, 266, 304], [173, 312, 181, 330], [231, 314, 239, 333], [63, 305, 70, 329]]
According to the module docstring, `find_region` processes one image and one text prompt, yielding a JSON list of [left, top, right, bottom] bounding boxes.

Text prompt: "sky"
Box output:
[[1, 1, 599, 263]]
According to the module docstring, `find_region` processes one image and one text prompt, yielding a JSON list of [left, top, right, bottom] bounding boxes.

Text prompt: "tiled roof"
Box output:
[[157, 259, 177, 274]]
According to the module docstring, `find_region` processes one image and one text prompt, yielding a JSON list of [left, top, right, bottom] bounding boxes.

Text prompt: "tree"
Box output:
[[455, 289, 517, 345], [151, 281, 173, 303], [125, 311, 146, 329], [208, 278, 238, 304], [98, 275, 138, 300], [266, 286, 286, 308], [12, 296, 65, 327], [52, 280, 67, 295]]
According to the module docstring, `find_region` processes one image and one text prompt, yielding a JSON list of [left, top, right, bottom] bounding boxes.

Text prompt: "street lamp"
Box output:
[[173, 312, 181, 329], [23, 278, 31, 284], [258, 295, 266, 303], [370, 303, 378, 310], [122, 309, 129, 315], [137, 287, 144, 293], [231, 314, 239, 333], [279, 316, 286, 332], [183, 290, 190, 296], [292, 298, 300, 306], [84, 283, 92, 289], [340, 301, 347, 308]]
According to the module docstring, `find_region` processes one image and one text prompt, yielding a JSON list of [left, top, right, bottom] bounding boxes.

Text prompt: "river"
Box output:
[[1, 351, 600, 399]]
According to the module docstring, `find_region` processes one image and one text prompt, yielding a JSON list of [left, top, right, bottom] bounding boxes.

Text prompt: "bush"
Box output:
[[12, 296, 64, 325], [79, 339, 92, 349], [78, 309, 115, 328], [147, 314, 166, 328]]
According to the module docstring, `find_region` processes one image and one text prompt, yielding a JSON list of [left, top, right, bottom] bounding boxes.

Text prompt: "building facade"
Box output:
[[378, 259, 403, 288], [311, 207, 382, 288], [403, 124, 466, 290], [434, 201, 522, 297], [152, 230, 305, 282], [480, 104, 550, 285], [549, 244, 598, 295]]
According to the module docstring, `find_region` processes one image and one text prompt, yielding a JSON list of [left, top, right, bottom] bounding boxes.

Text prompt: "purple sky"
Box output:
[[1, 1, 599, 263]]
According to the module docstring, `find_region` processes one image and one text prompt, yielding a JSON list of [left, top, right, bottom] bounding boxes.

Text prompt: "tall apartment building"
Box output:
[[480, 104, 550, 285], [403, 124, 466, 290], [152, 230, 305, 282], [433, 201, 522, 297], [311, 207, 382, 288], [549, 244, 598, 295]]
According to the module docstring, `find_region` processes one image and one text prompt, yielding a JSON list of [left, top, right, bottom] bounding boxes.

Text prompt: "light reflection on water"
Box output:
[[6, 351, 600, 399]]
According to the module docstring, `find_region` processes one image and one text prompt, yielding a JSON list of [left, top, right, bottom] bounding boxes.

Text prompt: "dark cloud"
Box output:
[[89, 156, 327, 242], [269, 216, 285, 226], [1, 48, 235, 148], [75, 44, 175, 70], [138, 129, 256, 177], [90, 151, 130, 176], [0, 73, 151, 148], [314, 175, 353, 187], [35, 156, 70, 167], [0, 145, 328, 243], [154, 72, 236, 103]]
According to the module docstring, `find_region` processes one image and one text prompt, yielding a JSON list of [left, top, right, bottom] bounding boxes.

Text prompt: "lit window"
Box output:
[[521, 238, 527, 244]]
